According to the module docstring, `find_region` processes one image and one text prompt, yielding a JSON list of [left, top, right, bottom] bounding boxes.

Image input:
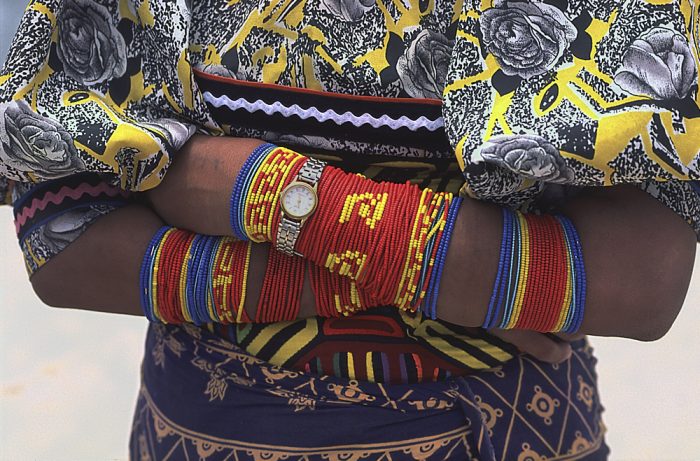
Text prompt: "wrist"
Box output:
[[438, 198, 500, 327]]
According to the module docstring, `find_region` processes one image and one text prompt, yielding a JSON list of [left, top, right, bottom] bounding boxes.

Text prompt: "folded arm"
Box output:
[[30, 135, 697, 341]]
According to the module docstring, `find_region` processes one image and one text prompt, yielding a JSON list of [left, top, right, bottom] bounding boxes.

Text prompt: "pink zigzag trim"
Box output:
[[15, 182, 129, 233]]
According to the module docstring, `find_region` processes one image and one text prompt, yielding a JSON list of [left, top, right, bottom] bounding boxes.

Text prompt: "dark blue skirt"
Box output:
[[129, 324, 608, 460]]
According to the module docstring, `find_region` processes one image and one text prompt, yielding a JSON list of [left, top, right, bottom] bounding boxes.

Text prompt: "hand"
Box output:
[[490, 329, 584, 364]]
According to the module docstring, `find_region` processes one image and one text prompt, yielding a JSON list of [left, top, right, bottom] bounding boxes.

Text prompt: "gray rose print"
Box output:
[[0, 101, 85, 180], [474, 134, 574, 183], [480, 0, 578, 79], [397, 30, 453, 99], [614, 27, 698, 100], [40, 208, 105, 253], [319, 0, 375, 21], [56, 0, 127, 85], [140, 118, 197, 150], [265, 132, 319, 149]]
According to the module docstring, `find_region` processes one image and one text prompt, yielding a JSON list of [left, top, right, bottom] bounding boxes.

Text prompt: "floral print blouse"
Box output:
[[444, 0, 700, 212], [0, 0, 698, 379], [1, 0, 698, 199]]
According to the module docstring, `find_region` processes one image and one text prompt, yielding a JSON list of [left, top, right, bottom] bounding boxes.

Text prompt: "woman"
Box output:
[[1, 0, 698, 459]]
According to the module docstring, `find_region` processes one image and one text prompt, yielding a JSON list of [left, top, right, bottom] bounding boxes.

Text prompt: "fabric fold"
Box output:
[[0, 0, 216, 192], [443, 0, 699, 208]]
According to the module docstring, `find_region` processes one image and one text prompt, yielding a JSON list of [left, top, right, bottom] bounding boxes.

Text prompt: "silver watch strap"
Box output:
[[276, 216, 303, 257], [275, 158, 327, 257], [297, 158, 325, 184]]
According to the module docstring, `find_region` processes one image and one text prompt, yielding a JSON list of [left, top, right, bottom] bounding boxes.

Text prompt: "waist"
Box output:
[[205, 306, 518, 384], [193, 73, 509, 384]]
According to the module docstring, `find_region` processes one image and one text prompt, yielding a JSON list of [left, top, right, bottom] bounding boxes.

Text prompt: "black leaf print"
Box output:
[[419, 0, 430, 14], [572, 11, 593, 31], [385, 32, 406, 67], [109, 75, 131, 106], [540, 84, 559, 111], [48, 43, 63, 73], [126, 57, 142, 77], [222, 47, 240, 74], [571, 12, 593, 60], [491, 70, 522, 95], [445, 21, 458, 41], [67, 92, 90, 104], [571, 32, 593, 60], [380, 32, 405, 86], [117, 18, 134, 47], [379, 66, 400, 86]]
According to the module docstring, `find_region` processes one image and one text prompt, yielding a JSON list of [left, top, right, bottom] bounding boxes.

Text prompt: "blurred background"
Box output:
[[1, 0, 699, 459]]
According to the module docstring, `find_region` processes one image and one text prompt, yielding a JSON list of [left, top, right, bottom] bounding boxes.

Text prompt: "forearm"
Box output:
[[566, 186, 695, 340], [29, 203, 317, 319], [30, 135, 697, 340], [149, 134, 697, 340], [29, 205, 161, 316], [439, 185, 696, 340], [145, 135, 263, 235]]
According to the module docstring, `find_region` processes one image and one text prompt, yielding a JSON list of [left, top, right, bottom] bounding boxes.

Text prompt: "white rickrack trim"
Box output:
[[203, 91, 445, 132]]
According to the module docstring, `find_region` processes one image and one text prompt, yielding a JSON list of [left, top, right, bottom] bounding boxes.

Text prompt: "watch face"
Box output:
[[281, 183, 317, 219]]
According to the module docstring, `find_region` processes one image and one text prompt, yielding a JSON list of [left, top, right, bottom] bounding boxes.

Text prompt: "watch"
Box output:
[[275, 157, 326, 256]]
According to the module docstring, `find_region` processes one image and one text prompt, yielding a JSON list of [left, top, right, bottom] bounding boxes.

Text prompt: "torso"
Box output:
[[180, 0, 515, 383]]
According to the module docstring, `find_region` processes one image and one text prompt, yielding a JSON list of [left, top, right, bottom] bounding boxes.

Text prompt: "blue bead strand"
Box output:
[[236, 147, 271, 239], [560, 216, 586, 333], [424, 197, 462, 320], [229, 143, 276, 240], [558, 216, 577, 333], [207, 238, 224, 322], [186, 235, 205, 324], [499, 210, 521, 329], [484, 208, 510, 328], [139, 226, 171, 322], [489, 209, 514, 329], [194, 236, 217, 325], [416, 200, 447, 315]]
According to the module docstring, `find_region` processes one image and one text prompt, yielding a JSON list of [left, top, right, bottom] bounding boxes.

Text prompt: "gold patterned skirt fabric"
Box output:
[[129, 323, 608, 460]]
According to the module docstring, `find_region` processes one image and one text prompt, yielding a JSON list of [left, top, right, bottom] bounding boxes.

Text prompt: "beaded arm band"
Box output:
[[140, 145, 586, 331], [140, 228, 253, 324], [139, 227, 395, 324], [483, 209, 586, 333], [229, 144, 461, 316]]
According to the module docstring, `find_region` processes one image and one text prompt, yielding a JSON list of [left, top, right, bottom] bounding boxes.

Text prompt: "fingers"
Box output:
[[555, 332, 586, 342], [490, 329, 572, 364]]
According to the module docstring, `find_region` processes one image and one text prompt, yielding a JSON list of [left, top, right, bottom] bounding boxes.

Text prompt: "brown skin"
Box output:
[[30, 202, 576, 362], [145, 135, 699, 339], [30, 135, 697, 363]]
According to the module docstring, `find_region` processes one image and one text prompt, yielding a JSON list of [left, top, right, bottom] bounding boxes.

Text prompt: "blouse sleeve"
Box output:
[[0, 0, 217, 192], [442, 0, 700, 208], [11, 174, 130, 276], [637, 179, 700, 237]]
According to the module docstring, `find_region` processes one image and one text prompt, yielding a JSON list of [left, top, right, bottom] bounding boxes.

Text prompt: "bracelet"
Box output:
[[422, 197, 463, 319], [309, 262, 374, 317], [139, 228, 252, 324], [256, 250, 305, 322], [230, 143, 277, 241], [229, 145, 463, 315], [484, 209, 587, 333], [140, 226, 171, 322]]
